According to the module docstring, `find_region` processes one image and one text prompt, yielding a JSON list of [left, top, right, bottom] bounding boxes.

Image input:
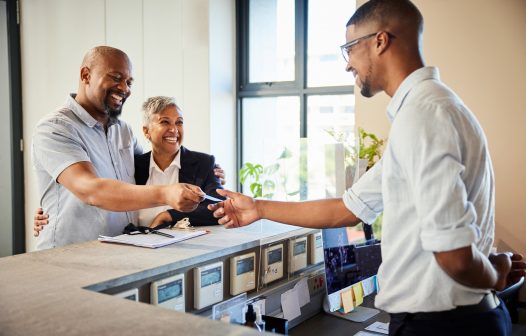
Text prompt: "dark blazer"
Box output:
[[134, 146, 224, 226]]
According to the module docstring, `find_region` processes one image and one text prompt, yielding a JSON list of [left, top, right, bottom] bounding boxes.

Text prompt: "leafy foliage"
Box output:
[[358, 127, 385, 169], [239, 147, 299, 199], [324, 127, 385, 169]]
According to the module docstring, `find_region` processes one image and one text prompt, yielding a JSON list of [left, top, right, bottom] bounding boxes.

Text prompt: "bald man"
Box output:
[[32, 46, 204, 250], [210, 1, 524, 335]]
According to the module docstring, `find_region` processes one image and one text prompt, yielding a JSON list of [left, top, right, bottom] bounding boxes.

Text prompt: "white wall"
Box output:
[[20, 0, 236, 251], [209, 0, 237, 191]]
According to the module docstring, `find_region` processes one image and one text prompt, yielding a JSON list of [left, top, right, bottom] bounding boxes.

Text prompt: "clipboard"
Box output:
[[98, 228, 208, 248]]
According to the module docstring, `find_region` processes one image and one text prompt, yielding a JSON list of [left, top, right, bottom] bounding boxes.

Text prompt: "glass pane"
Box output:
[[241, 97, 300, 200], [248, 0, 295, 83], [306, 95, 355, 200], [307, 0, 356, 87]]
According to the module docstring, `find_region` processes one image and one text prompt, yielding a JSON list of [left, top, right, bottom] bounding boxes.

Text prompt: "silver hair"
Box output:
[[142, 96, 179, 126]]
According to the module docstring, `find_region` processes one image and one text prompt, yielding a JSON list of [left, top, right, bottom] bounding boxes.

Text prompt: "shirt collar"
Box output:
[[66, 94, 119, 128], [149, 149, 181, 174], [386, 66, 440, 122]]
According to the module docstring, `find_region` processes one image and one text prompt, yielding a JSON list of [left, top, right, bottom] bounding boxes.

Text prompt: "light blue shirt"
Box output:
[[343, 67, 495, 313], [32, 94, 143, 250]]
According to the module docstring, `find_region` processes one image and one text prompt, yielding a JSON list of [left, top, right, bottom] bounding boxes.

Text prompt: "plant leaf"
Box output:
[[250, 182, 262, 198], [278, 147, 293, 159], [264, 163, 280, 175]]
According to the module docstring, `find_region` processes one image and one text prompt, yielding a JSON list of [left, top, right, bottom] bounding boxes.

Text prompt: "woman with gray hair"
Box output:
[[135, 96, 224, 227]]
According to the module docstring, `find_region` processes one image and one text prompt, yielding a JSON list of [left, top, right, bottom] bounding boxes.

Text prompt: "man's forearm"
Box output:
[[83, 178, 166, 211], [435, 245, 500, 290], [454, 248, 498, 289], [257, 198, 361, 229], [57, 161, 169, 212]]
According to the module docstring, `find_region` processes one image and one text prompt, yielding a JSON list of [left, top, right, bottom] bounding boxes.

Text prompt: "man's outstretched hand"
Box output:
[[208, 189, 260, 228]]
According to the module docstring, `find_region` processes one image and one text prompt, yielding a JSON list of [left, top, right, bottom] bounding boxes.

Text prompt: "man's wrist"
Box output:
[[255, 199, 265, 221], [158, 184, 170, 207]]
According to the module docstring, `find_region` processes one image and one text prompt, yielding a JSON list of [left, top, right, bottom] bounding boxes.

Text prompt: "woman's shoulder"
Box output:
[[181, 146, 215, 163]]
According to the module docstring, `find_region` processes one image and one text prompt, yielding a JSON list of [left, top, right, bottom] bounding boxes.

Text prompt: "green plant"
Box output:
[[357, 127, 385, 169], [324, 127, 385, 169], [357, 128, 385, 236], [239, 147, 300, 199], [325, 127, 386, 235]]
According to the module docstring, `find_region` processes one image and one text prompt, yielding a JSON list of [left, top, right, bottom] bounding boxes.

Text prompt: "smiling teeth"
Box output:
[[111, 93, 123, 101], [164, 137, 178, 142]]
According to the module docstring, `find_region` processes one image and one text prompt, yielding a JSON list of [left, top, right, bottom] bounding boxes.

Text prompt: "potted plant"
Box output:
[[357, 127, 385, 170], [239, 147, 300, 199]]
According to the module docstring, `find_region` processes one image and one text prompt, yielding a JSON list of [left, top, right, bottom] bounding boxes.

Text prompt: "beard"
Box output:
[[108, 106, 122, 119], [104, 92, 126, 119], [360, 64, 374, 98]]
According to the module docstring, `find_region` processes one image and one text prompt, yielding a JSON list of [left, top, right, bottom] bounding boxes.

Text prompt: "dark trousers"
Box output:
[[389, 302, 512, 336]]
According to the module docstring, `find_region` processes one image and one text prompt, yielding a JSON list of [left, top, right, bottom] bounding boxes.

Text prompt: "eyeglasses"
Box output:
[[340, 32, 378, 63]]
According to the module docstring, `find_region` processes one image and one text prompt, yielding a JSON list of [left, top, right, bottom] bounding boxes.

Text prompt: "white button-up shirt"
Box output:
[[343, 67, 495, 313], [137, 151, 181, 226]]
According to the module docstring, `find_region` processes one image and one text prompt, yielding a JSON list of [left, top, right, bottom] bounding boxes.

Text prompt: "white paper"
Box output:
[[354, 331, 381, 336], [294, 278, 310, 307], [281, 288, 301, 321], [361, 276, 376, 296], [365, 321, 389, 334], [98, 228, 207, 248]]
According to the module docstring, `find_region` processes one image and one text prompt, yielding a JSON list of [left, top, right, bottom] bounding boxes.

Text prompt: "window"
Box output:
[[237, 0, 356, 200]]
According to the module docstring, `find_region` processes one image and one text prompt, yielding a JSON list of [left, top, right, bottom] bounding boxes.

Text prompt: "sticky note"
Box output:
[[361, 276, 376, 296], [352, 283, 364, 306], [328, 292, 341, 312], [341, 289, 355, 313]]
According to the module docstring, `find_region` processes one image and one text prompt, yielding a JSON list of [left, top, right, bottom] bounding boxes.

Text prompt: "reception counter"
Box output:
[[0, 221, 317, 335]]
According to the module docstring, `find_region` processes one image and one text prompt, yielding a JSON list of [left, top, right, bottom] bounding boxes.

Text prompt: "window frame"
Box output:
[[236, 0, 354, 190], [1, 0, 26, 254]]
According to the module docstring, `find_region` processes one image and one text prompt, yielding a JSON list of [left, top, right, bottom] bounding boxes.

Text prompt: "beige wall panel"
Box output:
[[354, 0, 526, 256], [21, 0, 106, 251], [143, 0, 183, 107], [106, 0, 147, 150], [209, 0, 236, 190], [181, 0, 210, 153], [418, 0, 526, 257]]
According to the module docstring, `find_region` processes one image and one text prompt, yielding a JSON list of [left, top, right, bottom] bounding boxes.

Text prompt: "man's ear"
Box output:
[[80, 67, 90, 83], [375, 31, 391, 55]]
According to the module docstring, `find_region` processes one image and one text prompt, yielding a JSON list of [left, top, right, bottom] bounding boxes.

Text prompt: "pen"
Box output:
[[150, 230, 175, 238]]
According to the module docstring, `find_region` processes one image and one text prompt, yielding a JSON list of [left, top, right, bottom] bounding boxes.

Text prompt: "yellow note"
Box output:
[[340, 289, 354, 313], [352, 283, 364, 306]]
